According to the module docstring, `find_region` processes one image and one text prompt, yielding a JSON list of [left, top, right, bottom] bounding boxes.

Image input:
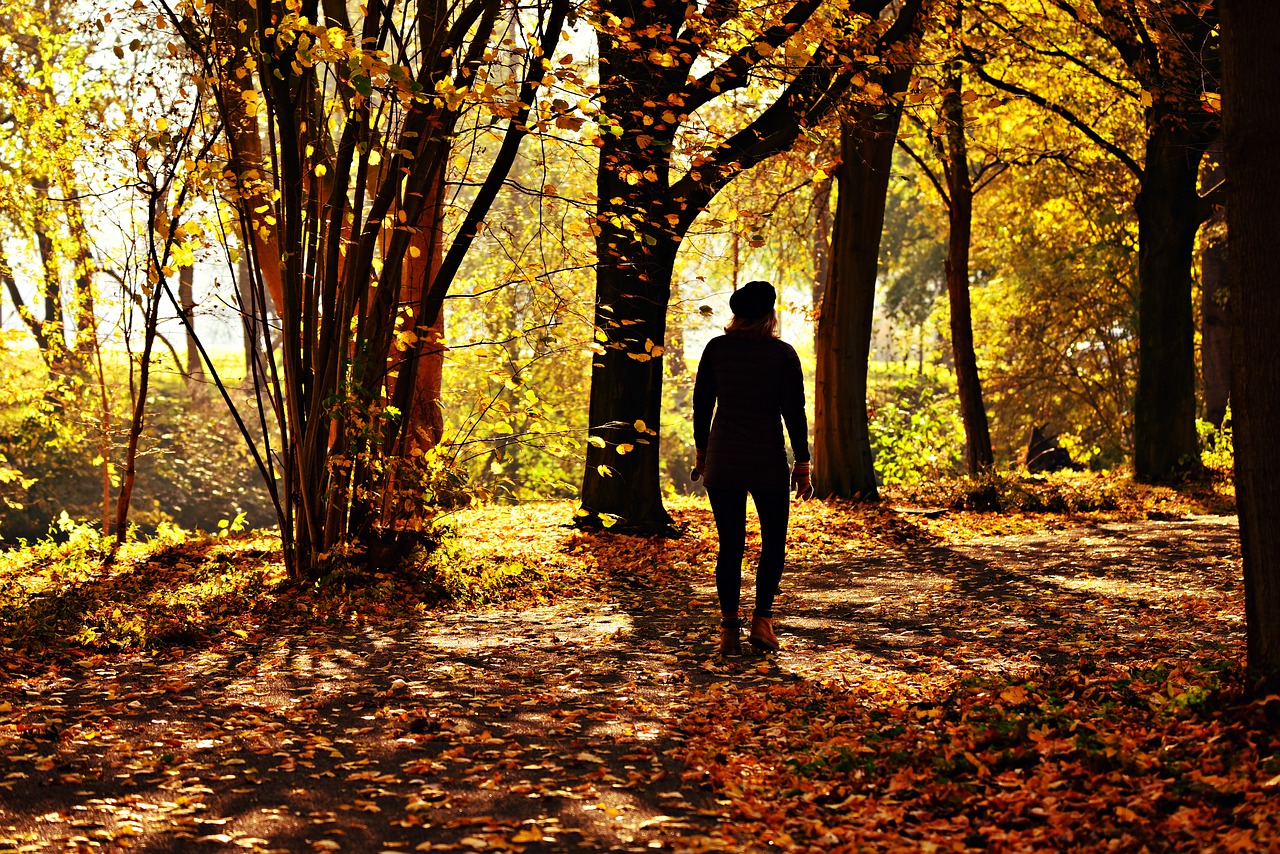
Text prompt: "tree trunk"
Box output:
[[179, 264, 205, 387], [941, 65, 994, 474], [1201, 224, 1231, 429], [813, 83, 910, 500], [811, 170, 835, 311], [1222, 0, 1280, 688], [578, 0, 925, 527], [395, 168, 447, 452], [1200, 141, 1230, 429], [1132, 120, 1205, 482], [579, 131, 676, 528], [237, 255, 265, 382]]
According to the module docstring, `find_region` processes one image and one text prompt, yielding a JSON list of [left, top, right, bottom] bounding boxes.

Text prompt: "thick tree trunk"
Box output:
[[941, 70, 994, 474], [580, 253, 675, 528], [1133, 121, 1204, 482], [1222, 0, 1280, 688], [578, 0, 924, 527], [578, 17, 683, 530], [579, 138, 676, 527], [813, 85, 909, 500]]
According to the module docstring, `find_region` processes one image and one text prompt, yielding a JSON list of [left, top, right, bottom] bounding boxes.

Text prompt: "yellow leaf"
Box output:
[[616, 444, 633, 455], [511, 826, 543, 843], [999, 685, 1029, 705], [633, 419, 647, 433], [597, 465, 614, 477], [588, 436, 606, 448]]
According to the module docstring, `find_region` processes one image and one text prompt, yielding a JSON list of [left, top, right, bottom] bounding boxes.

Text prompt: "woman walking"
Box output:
[[691, 280, 812, 656]]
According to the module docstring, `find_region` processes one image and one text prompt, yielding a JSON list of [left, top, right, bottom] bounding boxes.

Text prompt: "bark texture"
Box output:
[[1132, 121, 1205, 481], [1222, 0, 1280, 686], [813, 81, 910, 500]]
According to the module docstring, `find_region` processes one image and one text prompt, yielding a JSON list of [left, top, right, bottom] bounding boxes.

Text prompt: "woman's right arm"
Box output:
[[692, 341, 716, 476]]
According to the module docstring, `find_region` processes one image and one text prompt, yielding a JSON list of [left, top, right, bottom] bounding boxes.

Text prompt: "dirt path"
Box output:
[[0, 514, 1244, 853]]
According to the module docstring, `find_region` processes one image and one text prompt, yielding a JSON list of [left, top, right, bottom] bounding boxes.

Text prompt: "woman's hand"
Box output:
[[691, 448, 706, 482], [791, 461, 814, 500]]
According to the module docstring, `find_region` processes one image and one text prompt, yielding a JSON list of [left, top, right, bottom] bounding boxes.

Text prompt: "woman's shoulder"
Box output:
[[767, 337, 801, 358]]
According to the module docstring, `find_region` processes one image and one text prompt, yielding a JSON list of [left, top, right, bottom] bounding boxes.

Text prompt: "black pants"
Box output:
[[706, 485, 790, 622]]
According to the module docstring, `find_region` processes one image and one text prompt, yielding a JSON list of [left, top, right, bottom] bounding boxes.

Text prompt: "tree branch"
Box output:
[[968, 61, 1143, 177], [670, 0, 926, 224], [681, 0, 826, 114], [898, 138, 951, 207]]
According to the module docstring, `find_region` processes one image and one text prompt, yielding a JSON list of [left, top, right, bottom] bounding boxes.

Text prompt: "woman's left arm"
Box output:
[[781, 345, 810, 465], [782, 345, 812, 498]]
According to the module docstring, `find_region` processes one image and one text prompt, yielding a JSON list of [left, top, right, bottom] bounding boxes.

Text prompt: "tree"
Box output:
[[1221, 0, 1280, 687], [0, 0, 109, 374], [579, 0, 926, 529], [897, 0, 1003, 474], [969, 0, 1218, 482], [813, 61, 916, 500], [171, 0, 571, 576]]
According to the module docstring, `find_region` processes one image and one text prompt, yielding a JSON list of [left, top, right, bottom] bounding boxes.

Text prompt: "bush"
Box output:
[[868, 368, 966, 486]]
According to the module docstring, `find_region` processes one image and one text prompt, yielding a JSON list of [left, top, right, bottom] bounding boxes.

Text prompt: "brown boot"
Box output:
[[718, 626, 741, 657], [749, 615, 780, 653], [719, 615, 741, 657]]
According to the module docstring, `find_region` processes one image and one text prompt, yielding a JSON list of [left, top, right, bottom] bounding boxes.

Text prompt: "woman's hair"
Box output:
[[725, 309, 779, 338]]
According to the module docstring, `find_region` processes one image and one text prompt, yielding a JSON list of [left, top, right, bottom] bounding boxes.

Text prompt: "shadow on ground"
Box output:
[[0, 512, 1243, 852]]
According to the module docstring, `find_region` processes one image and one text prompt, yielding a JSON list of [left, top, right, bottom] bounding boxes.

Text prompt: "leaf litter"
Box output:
[[1, 498, 1274, 852]]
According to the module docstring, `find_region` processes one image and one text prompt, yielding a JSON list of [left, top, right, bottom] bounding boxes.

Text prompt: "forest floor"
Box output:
[[2, 495, 1277, 853]]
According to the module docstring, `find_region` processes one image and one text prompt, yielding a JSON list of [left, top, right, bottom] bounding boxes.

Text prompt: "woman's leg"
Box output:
[[751, 485, 791, 618], [706, 486, 748, 623]]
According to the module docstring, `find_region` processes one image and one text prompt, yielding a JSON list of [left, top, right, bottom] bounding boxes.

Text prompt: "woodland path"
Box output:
[[0, 513, 1247, 853]]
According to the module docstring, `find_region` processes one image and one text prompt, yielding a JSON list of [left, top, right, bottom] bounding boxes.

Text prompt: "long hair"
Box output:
[[725, 309, 779, 339]]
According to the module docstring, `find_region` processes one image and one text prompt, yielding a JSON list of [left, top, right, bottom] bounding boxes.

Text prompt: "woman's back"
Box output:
[[693, 333, 808, 489]]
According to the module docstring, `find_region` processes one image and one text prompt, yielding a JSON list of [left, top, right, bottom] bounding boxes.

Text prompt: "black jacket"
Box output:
[[693, 333, 810, 490]]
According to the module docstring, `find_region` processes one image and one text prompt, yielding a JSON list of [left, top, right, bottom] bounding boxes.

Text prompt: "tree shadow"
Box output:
[[0, 510, 1244, 853]]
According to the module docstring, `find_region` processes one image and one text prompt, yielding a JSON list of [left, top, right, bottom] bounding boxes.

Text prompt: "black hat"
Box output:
[[729, 280, 775, 320]]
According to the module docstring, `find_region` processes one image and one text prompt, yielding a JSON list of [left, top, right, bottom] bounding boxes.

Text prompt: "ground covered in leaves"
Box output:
[[2, 490, 1276, 853]]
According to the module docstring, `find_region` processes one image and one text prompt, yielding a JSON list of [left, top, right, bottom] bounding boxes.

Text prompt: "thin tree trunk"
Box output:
[[115, 264, 164, 545], [1200, 140, 1230, 429], [940, 62, 994, 474], [667, 278, 697, 495], [814, 74, 911, 500], [1222, 0, 1280, 688], [33, 178, 69, 366], [179, 264, 205, 387], [65, 193, 98, 359]]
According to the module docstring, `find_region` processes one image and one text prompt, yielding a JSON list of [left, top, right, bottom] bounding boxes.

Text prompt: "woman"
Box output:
[[691, 280, 812, 656]]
